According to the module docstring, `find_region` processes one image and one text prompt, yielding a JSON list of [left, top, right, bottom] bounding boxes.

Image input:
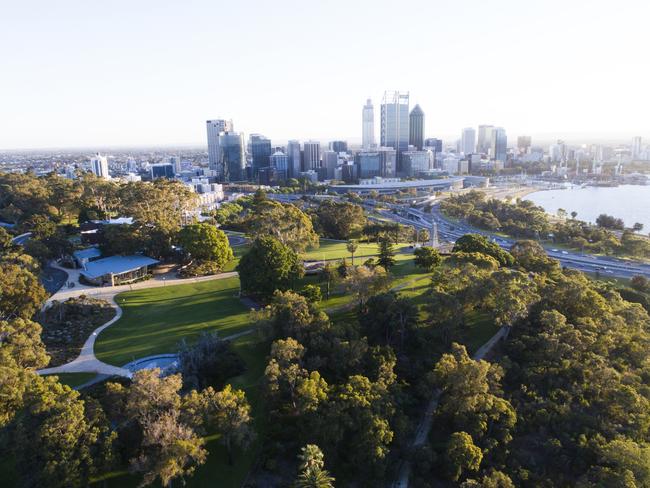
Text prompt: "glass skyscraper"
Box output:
[[491, 127, 507, 163], [380, 91, 410, 154], [408, 104, 425, 150], [218, 132, 245, 182], [249, 134, 272, 178]]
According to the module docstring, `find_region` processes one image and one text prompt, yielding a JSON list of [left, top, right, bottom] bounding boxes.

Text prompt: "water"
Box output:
[[525, 185, 650, 231]]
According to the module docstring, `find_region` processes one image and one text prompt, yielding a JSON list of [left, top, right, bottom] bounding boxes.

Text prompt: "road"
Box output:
[[381, 202, 650, 280]]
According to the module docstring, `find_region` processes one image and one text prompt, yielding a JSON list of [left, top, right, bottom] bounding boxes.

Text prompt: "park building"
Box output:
[[73, 247, 159, 286]]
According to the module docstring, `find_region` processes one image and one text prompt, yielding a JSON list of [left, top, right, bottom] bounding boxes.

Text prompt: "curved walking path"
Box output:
[[392, 326, 510, 488], [38, 270, 239, 378]]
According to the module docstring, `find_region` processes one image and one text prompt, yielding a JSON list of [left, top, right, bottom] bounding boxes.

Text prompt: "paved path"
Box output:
[[392, 326, 510, 488], [38, 270, 239, 378]]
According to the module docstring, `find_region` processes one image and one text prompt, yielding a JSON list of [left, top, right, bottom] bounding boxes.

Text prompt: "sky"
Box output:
[[1, 0, 649, 150]]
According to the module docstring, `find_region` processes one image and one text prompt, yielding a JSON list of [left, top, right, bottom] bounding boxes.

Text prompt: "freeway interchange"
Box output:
[[266, 192, 650, 279]]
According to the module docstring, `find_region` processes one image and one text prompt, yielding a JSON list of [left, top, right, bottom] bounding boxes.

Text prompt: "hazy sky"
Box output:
[[1, 0, 649, 149]]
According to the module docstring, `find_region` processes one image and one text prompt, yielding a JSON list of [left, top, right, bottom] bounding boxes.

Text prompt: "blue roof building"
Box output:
[[80, 255, 159, 286]]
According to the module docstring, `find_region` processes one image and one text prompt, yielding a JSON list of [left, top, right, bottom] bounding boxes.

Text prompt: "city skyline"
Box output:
[[1, 0, 649, 150]]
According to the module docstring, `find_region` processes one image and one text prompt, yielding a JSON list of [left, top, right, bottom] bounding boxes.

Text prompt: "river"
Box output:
[[525, 184, 650, 231]]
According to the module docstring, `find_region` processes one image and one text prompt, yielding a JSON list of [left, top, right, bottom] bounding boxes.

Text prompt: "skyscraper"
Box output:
[[303, 141, 321, 171], [329, 140, 348, 153], [477, 125, 494, 154], [517, 136, 532, 155], [270, 151, 289, 180], [632, 136, 642, 158], [287, 140, 302, 178], [380, 91, 409, 155], [249, 134, 272, 178], [460, 128, 476, 155], [491, 128, 507, 162], [218, 131, 245, 182], [206, 119, 233, 170], [322, 151, 338, 180], [409, 104, 425, 150], [90, 153, 109, 179], [362, 99, 375, 149]]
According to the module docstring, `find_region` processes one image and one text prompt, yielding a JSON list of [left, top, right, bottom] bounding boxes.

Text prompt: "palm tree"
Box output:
[[346, 239, 358, 266], [294, 445, 335, 488]]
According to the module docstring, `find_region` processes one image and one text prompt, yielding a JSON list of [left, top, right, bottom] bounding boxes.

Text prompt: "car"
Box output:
[[551, 249, 559, 252], [561, 251, 568, 255]]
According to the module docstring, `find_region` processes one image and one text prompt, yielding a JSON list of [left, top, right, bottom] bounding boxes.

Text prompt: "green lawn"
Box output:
[[302, 239, 411, 262], [44, 372, 98, 389], [95, 277, 252, 366]]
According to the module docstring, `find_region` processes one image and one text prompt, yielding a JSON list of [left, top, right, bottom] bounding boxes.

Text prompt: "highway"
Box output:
[[266, 192, 650, 279]]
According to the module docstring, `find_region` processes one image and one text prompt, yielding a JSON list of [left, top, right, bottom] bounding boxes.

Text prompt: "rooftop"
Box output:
[[80, 255, 159, 280], [73, 247, 102, 261]]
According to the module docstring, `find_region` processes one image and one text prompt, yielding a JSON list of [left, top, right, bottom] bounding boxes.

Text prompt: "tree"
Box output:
[[344, 265, 390, 311], [633, 222, 644, 232], [294, 444, 335, 488], [320, 262, 338, 300], [0, 226, 13, 254], [346, 239, 359, 265], [313, 200, 367, 240], [360, 292, 418, 350], [178, 223, 233, 268], [631, 275, 649, 292], [185, 385, 254, 465], [247, 200, 318, 252], [571, 211, 578, 219], [452, 234, 514, 267], [446, 432, 483, 481], [125, 369, 183, 423], [485, 269, 539, 326], [377, 235, 396, 270], [14, 377, 116, 488], [177, 332, 245, 390], [0, 262, 47, 320], [509, 240, 559, 274], [557, 208, 567, 219], [418, 228, 430, 244], [237, 236, 304, 299], [0, 318, 49, 370], [595, 213, 624, 230], [414, 246, 442, 271], [100, 223, 143, 256], [130, 410, 206, 487], [300, 284, 322, 303]]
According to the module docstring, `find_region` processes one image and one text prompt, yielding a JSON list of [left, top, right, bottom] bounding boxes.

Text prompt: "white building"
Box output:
[[206, 119, 233, 170], [461, 128, 476, 155], [362, 98, 375, 149], [90, 153, 110, 179], [632, 136, 642, 159]]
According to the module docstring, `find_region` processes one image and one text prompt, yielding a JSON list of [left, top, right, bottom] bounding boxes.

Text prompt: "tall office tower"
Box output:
[[517, 136, 532, 155], [477, 125, 494, 154], [322, 150, 338, 180], [286, 140, 302, 178], [362, 98, 375, 149], [460, 127, 476, 155], [491, 127, 507, 162], [632, 136, 642, 158], [169, 155, 182, 175], [249, 134, 272, 178], [303, 140, 321, 170], [408, 104, 425, 150], [329, 140, 348, 153], [206, 119, 233, 170], [381, 91, 410, 155], [90, 153, 110, 179], [270, 151, 289, 180], [218, 131, 245, 182]]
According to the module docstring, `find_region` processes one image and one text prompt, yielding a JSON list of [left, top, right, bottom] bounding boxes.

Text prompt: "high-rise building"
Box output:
[[303, 141, 321, 171], [380, 91, 410, 155], [517, 136, 532, 155], [362, 99, 375, 149], [218, 131, 245, 182], [477, 125, 494, 154], [408, 104, 425, 150], [329, 140, 348, 153], [491, 128, 507, 162], [354, 147, 396, 179], [286, 140, 302, 178], [150, 163, 175, 180], [249, 134, 272, 178], [206, 119, 233, 170], [169, 156, 182, 175], [401, 150, 431, 177], [322, 151, 338, 180], [460, 128, 476, 155], [270, 151, 289, 180], [90, 153, 110, 179], [632, 136, 642, 158]]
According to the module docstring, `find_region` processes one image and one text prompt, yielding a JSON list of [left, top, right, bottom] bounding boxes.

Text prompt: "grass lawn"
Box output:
[[44, 372, 98, 389], [302, 239, 411, 262], [95, 277, 252, 366]]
